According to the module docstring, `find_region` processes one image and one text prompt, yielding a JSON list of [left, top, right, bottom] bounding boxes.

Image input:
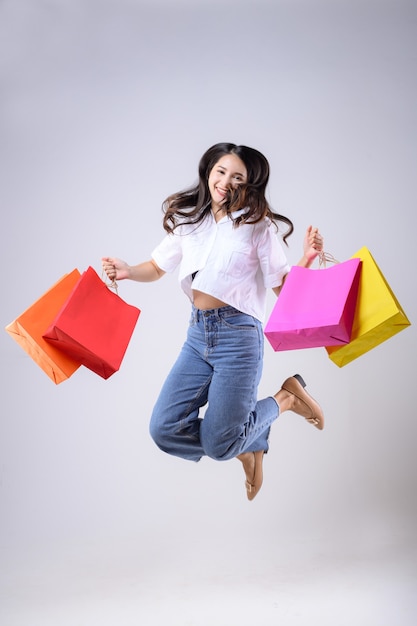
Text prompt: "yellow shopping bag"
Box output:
[[326, 247, 411, 367]]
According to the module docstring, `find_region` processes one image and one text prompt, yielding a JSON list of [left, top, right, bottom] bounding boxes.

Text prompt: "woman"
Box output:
[[102, 142, 324, 501]]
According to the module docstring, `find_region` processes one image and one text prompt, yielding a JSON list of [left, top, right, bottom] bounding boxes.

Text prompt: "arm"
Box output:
[[101, 257, 166, 282], [272, 225, 324, 297]]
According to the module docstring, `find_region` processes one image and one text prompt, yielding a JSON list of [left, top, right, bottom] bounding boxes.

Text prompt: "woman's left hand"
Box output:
[[303, 225, 324, 264], [274, 225, 325, 296]]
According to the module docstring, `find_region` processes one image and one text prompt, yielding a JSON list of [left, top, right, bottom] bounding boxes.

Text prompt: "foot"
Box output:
[[237, 450, 265, 501], [277, 374, 324, 430]]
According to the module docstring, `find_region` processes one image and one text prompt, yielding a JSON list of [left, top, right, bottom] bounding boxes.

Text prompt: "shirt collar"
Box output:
[[211, 207, 248, 224]]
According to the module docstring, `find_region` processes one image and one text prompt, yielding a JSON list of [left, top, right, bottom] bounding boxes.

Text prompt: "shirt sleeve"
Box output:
[[151, 233, 183, 273], [257, 222, 291, 288]]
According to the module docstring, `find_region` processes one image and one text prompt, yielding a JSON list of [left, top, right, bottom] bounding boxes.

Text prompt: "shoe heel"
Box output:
[[293, 374, 306, 388]]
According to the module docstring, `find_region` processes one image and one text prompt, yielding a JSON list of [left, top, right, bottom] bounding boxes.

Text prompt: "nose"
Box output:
[[224, 174, 235, 188]]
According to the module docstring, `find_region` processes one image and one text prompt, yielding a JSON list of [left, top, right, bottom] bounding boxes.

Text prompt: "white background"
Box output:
[[1, 1, 416, 624]]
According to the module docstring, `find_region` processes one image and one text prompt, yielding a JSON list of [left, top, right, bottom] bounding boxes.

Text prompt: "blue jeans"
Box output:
[[149, 305, 280, 462]]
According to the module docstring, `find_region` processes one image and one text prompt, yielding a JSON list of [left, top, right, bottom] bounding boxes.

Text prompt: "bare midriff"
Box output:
[[192, 289, 228, 310]]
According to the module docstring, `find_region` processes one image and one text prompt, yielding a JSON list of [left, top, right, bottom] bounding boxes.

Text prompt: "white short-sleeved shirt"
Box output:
[[151, 209, 290, 322]]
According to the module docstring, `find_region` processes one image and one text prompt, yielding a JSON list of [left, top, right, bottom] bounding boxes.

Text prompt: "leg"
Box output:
[[238, 375, 325, 500], [149, 334, 213, 462], [198, 309, 278, 460]]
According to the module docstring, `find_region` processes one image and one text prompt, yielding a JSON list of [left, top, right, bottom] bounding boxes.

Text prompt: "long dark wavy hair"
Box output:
[[162, 143, 294, 243]]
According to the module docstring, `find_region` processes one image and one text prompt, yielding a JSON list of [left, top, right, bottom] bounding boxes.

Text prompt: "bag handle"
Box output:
[[101, 270, 118, 294], [319, 251, 340, 267]]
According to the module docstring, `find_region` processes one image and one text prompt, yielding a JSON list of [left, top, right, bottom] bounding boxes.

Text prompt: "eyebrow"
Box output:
[[217, 165, 247, 177]]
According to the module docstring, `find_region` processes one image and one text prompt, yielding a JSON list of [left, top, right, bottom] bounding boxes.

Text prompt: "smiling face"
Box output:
[[207, 153, 248, 213]]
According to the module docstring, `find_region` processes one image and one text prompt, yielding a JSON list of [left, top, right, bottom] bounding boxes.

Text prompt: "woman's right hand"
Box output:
[[101, 257, 130, 281]]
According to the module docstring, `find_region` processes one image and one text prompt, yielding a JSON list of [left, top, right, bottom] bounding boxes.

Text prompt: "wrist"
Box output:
[[123, 264, 133, 280], [298, 254, 316, 268]]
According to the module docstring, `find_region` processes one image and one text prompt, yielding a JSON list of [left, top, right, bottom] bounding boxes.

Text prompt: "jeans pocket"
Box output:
[[221, 313, 259, 331]]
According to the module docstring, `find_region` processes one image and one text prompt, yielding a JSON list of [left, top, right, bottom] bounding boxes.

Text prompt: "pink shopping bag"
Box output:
[[264, 258, 362, 351]]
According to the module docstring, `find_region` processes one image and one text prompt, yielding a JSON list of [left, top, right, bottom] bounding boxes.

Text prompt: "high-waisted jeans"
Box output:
[[149, 305, 280, 462]]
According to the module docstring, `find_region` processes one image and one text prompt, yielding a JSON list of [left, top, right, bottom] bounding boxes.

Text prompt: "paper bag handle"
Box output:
[[319, 251, 340, 267], [101, 270, 118, 294]]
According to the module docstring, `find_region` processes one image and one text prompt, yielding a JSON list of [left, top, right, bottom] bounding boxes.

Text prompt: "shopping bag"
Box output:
[[5, 270, 82, 384], [43, 266, 140, 379], [264, 258, 362, 351], [326, 247, 411, 366]]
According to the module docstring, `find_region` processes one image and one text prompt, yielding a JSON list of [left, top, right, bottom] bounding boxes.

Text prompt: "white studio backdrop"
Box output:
[[1, 0, 416, 624]]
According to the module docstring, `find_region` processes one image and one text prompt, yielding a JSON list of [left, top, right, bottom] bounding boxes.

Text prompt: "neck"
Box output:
[[212, 206, 227, 222]]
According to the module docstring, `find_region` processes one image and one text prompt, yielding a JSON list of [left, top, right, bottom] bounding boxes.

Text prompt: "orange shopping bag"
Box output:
[[5, 270, 82, 384]]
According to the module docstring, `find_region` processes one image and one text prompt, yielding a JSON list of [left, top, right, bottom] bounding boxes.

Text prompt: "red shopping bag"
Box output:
[[5, 270, 82, 384], [264, 258, 362, 351], [43, 267, 140, 379]]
